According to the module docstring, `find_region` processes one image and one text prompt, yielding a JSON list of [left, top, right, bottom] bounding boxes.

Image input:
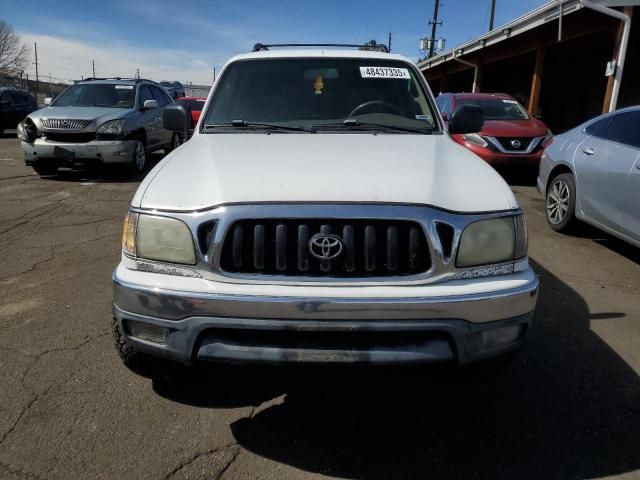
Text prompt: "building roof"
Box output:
[[418, 0, 587, 70]]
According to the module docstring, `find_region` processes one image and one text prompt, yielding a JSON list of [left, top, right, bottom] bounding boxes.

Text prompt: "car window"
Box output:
[[150, 86, 168, 105], [601, 111, 640, 149], [1, 92, 15, 105], [455, 98, 529, 120], [437, 97, 450, 115], [53, 83, 136, 108], [203, 58, 437, 131], [585, 117, 610, 138], [139, 85, 155, 106]]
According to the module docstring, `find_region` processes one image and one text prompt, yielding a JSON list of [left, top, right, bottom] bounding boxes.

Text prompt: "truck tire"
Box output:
[[112, 313, 140, 369]]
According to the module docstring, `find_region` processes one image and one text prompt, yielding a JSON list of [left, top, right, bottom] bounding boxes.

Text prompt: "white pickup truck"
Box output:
[[112, 44, 538, 368]]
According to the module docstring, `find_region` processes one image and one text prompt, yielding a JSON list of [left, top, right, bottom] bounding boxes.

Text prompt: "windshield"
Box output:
[[203, 58, 437, 132], [52, 83, 136, 108], [456, 98, 530, 121]]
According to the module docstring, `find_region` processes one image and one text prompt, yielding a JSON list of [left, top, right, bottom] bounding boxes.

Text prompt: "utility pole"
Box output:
[[49, 74, 53, 97], [34, 43, 40, 97], [388, 32, 392, 52], [489, 0, 496, 31], [428, 0, 442, 58], [19, 69, 24, 90], [92, 60, 96, 77], [135, 68, 140, 79], [213, 67, 216, 83]]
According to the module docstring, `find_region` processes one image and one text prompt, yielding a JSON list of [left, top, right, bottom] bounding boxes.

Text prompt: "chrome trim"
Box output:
[[41, 118, 93, 130], [113, 271, 539, 323], [127, 203, 523, 286], [484, 136, 544, 154]]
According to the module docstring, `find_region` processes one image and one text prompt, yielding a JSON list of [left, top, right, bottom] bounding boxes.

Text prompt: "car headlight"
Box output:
[[541, 128, 554, 148], [457, 214, 527, 267], [462, 133, 488, 148], [121, 212, 196, 265], [17, 122, 28, 142], [97, 119, 125, 136]]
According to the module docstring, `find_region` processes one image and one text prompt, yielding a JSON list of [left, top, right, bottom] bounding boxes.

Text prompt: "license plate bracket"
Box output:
[[53, 146, 75, 162]]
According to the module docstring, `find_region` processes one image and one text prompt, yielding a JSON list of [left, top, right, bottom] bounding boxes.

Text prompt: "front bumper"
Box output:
[[22, 138, 136, 165], [112, 267, 539, 366]]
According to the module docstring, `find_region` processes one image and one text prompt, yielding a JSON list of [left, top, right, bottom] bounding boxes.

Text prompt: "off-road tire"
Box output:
[[112, 312, 140, 368]]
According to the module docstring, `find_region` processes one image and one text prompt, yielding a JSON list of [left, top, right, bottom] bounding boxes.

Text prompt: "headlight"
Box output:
[[17, 122, 28, 141], [121, 212, 196, 265], [462, 133, 488, 148], [17, 120, 37, 142], [541, 128, 554, 148], [456, 214, 527, 267], [97, 119, 125, 136]]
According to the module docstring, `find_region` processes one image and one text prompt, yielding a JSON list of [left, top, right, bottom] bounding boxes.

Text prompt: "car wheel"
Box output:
[[166, 133, 181, 153], [31, 161, 59, 176], [546, 173, 578, 232], [131, 139, 147, 173]]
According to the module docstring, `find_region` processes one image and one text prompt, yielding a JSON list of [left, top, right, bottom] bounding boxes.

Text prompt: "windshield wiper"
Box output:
[[203, 120, 315, 133], [313, 119, 433, 134]]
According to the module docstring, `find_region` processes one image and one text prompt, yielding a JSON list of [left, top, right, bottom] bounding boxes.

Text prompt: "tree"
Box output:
[[0, 21, 28, 77]]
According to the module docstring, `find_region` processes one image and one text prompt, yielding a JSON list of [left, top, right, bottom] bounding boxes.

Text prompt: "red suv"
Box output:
[[436, 93, 551, 167]]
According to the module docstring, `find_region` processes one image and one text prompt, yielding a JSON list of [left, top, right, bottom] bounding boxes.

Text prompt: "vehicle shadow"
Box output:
[[151, 259, 640, 479], [37, 152, 165, 184], [494, 165, 538, 187], [564, 223, 640, 265]]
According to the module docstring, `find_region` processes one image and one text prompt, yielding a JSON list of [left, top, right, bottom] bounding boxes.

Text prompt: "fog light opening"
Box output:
[[126, 320, 168, 344], [481, 324, 523, 347]]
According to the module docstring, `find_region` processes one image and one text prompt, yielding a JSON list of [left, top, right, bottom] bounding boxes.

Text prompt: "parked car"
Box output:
[[112, 44, 538, 370], [0, 87, 39, 133], [436, 92, 552, 168], [160, 81, 185, 100], [177, 96, 207, 127], [537, 106, 640, 247], [17, 78, 181, 175]]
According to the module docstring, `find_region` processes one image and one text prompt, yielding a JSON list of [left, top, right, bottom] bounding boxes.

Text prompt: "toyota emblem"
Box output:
[[510, 139, 522, 149], [308, 234, 343, 260]]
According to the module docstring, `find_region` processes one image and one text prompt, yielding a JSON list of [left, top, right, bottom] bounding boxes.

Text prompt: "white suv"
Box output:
[[112, 44, 538, 368]]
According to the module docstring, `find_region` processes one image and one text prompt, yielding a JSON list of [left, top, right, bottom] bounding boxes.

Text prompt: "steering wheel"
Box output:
[[348, 100, 402, 118]]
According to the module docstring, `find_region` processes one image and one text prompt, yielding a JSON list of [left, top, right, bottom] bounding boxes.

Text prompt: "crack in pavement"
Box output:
[[0, 461, 47, 480], [0, 202, 66, 236], [162, 442, 240, 480], [0, 248, 55, 281], [0, 332, 111, 447]]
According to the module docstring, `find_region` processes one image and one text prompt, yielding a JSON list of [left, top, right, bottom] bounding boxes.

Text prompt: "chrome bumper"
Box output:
[[112, 272, 539, 366], [22, 138, 136, 164]]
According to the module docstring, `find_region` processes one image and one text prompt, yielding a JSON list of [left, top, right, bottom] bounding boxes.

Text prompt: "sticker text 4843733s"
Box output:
[[360, 66, 410, 79]]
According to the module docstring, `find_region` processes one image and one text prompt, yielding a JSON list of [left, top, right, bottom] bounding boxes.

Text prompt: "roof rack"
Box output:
[[251, 43, 389, 53], [80, 77, 155, 83]]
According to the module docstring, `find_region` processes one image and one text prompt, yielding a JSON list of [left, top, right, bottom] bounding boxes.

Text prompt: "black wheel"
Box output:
[[31, 161, 59, 176], [546, 173, 578, 232], [112, 313, 140, 369], [165, 133, 181, 153], [130, 139, 147, 173]]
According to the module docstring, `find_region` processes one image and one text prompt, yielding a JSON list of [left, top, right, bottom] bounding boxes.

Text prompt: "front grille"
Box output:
[[41, 119, 93, 130], [495, 137, 533, 151], [43, 132, 96, 143], [220, 219, 430, 277]]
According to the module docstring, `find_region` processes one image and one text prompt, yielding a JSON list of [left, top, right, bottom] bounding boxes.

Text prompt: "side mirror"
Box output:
[[440, 111, 448, 121], [142, 99, 159, 110], [448, 105, 484, 134], [163, 104, 188, 131], [44, 97, 52, 106]]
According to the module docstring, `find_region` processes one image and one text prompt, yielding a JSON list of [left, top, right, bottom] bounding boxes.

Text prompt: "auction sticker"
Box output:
[[360, 66, 410, 79], [115, 85, 134, 89]]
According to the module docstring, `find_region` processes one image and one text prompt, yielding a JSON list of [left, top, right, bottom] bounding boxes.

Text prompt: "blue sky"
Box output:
[[5, 0, 545, 85]]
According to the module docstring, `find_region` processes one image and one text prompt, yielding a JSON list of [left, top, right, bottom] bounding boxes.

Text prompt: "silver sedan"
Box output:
[[537, 106, 640, 247]]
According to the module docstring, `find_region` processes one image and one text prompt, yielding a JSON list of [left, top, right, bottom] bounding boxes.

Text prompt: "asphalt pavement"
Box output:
[[0, 133, 638, 480]]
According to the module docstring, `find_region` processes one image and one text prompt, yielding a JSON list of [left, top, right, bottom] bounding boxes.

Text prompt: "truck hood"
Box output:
[[28, 106, 127, 127], [133, 133, 517, 213]]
